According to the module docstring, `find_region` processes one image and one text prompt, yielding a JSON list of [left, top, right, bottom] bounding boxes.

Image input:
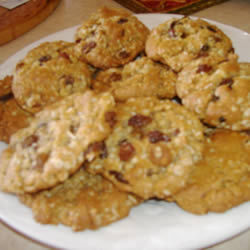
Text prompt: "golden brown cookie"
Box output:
[[92, 57, 177, 101], [74, 7, 149, 69], [0, 97, 33, 143], [12, 41, 92, 113], [176, 56, 250, 130], [19, 167, 141, 231], [0, 91, 115, 194], [87, 97, 204, 199], [174, 130, 250, 214], [146, 17, 234, 72]]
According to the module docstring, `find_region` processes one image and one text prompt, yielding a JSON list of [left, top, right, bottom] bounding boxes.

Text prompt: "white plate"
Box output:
[[0, 14, 250, 250]]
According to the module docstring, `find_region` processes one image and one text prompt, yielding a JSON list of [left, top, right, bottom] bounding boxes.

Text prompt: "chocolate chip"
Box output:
[[105, 111, 117, 128], [196, 64, 213, 73], [82, 41, 96, 54], [76, 38, 82, 43], [69, 123, 79, 134], [22, 135, 39, 148], [117, 18, 128, 24], [148, 131, 171, 144], [109, 170, 129, 184], [119, 141, 135, 161], [128, 114, 152, 128]]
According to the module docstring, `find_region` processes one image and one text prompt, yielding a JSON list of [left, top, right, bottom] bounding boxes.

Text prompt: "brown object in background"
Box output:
[[0, 0, 61, 46], [112, 0, 229, 15]]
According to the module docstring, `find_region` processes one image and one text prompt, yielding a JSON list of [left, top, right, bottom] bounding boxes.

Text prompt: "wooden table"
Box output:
[[0, 0, 249, 249]]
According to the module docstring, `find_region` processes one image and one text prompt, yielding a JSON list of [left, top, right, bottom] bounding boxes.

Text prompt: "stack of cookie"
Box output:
[[0, 7, 249, 232]]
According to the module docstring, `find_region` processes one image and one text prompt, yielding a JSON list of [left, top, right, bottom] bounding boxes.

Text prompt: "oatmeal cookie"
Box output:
[[12, 41, 92, 113], [92, 57, 177, 101], [177, 56, 250, 130], [174, 130, 250, 214], [145, 16, 234, 72], [19, 167, 141, 231], [74, 7, 149, 69], [0, 91, 115, 194], [0, 97, 33, 143], [0, 75, 13, 100], [87, 97, 204, 199]]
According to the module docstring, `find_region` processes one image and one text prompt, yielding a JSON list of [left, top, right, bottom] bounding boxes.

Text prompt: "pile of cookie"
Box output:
[[0, 7, 249, 232]]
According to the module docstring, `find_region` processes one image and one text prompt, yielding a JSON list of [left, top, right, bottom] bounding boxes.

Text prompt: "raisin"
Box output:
[[105, 111, 117, 128], [119, 141, 135, 161], [59, 52, 71, 61], [207, 26, 217, 32], [85, 141, 108, 159], [109, 73, 122, 82], [219, 78, 234, 89], [82, 41, 96, 54], [168, 20, 178, 37], [33, 153, 49, 171], [76, 38, 82, 43], [39, 55, 52, 64], [219, 116, 226, 123], [117, 18, 128, 24], [63, 75, 74, 85], [22, 135, 39, 148], [211, 94, 220, 102], [70, 123, 79, 134], [196, 64, 212, 73], [119, 51, 130, 59], [148, 131, 171, 144], [109, 171, 129, 184], [128, 114, 152, 128]]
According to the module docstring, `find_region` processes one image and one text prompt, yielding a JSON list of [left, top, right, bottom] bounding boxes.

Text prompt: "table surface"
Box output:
[[0, 0, 249, 249]]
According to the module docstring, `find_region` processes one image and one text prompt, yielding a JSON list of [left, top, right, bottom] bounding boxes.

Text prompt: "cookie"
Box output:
[[174, 130, 250, 214], [19, 167, 141, 231], [87, 97, 204, 199], [12, 41, 92, 113], [74, 7, 149, 69], [145, 16, 234, 72], [176, 56, 250, 130], [0, 75, 13, 100], [0, 97, 33, 143], [0, 91, 115, 194], [92, 57, 177, 101]]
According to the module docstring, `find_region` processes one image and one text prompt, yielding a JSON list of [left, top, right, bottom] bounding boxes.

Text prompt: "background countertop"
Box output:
[[0, 0, 249, 249]]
